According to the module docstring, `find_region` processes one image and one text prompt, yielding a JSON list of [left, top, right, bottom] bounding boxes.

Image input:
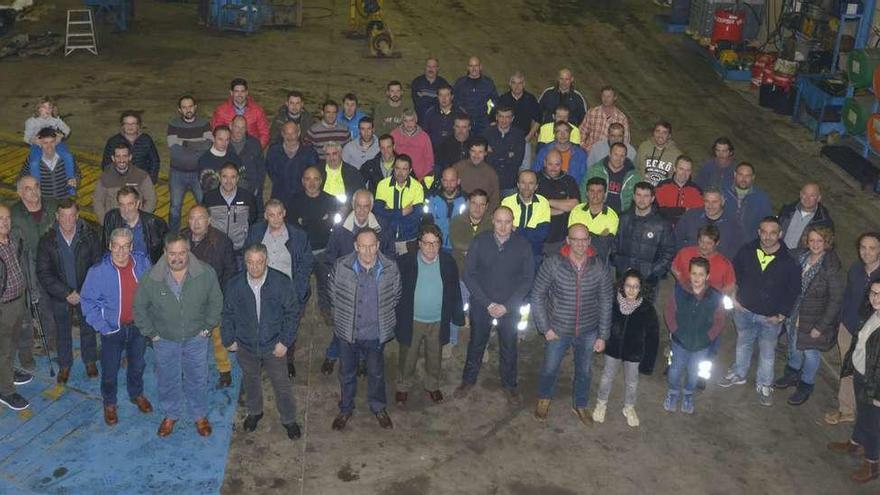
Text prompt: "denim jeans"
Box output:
[[338, 338, 386, 414], [326, 335, 366, 362], [597, 355, 640, 406], [313, 252, 331, 311], [462, 311, 519, 389], [153, 334, 209, 420], [853, 373, 880, 461], [100, 324, 146, 406], [169, 169, 203, 232], [52, 301, 97, 369], [785, 322, 822, 385], [667, 339, 709, 396], [536, 331, 597, 408], [732, 308, 782, 387], [448, 281, 470, 346]]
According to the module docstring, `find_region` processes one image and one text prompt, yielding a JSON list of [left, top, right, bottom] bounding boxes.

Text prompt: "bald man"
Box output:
[[425, 167, 466, 251], [537, 149, 581, 253], [531, 223, 613, 425], [181, 204, 236, 388], [452, 56, 498, 135], [778, 183, 834, 249], [538, 68, 588, 126], [456, 206, 535, 405]]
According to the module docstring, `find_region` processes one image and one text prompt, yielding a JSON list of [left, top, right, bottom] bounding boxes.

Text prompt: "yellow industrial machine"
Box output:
[[346, 0, 395, 57]]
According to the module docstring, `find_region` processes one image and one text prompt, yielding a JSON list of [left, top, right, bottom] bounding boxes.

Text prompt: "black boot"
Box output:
[[787, 381, 814, 406], [773, 366, 800, 389]]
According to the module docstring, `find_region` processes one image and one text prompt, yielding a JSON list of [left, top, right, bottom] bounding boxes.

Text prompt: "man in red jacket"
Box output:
[[655, 155, 702, 226], [211, 78, 270, 148]]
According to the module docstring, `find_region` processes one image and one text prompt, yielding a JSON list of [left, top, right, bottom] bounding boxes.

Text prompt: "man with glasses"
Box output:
[[394, 224, 463, 405], [532, 223, 613, 425]]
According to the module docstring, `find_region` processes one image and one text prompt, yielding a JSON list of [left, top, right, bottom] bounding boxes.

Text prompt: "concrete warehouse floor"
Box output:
[[2, 0, 880, 494]]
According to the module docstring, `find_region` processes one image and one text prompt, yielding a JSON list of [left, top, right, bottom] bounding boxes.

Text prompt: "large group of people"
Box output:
[[3, 58, 879, 483]]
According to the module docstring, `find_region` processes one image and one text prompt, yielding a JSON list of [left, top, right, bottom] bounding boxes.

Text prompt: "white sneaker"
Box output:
[[757, 385, 773, 407], [622, 405, 640, 427], [592, 400, 607, 423]]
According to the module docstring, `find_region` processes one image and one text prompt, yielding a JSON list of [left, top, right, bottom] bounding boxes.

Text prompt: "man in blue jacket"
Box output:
[[455, 206, 535, 405], [245, 199, 315, 378], [222, 243, 301, 440], [723, 162, 773, 244], [80, 228, 153, 426], [424, 167, 466, 252], [452, 56, 498, 135], [720, 216, 801, 407]]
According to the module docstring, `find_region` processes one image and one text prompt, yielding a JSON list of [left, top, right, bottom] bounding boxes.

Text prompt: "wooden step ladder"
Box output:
[[65, 9, 98, 56]]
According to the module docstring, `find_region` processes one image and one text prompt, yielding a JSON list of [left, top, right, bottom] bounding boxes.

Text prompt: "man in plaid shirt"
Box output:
[[580, 86, 630, 152]]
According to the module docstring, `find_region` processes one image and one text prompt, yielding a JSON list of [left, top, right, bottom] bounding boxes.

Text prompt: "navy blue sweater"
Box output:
[[733, 239, 801, 317]]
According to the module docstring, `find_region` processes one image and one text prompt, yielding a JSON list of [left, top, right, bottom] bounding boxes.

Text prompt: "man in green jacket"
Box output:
[[581, 142, 640, 214], [10, 175, 58, 378], [133, 233, 223, 438]]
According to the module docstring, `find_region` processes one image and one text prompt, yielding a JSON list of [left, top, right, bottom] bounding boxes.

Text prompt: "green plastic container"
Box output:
[[843, 97, 872, 135], [847, 49, 880, 89]]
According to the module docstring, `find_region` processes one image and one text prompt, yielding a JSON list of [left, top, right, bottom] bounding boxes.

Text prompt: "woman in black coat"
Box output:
[[775, 225, 844, 405], [592, 269, 659, 427], [828, 280, 880, 483]]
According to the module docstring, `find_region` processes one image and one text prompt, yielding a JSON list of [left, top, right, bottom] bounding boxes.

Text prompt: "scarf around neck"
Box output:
[[617, 293, 643, 315]]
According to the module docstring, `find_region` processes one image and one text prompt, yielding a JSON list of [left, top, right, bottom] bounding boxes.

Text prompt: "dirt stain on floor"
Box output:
[[337, 462, 360, 482]]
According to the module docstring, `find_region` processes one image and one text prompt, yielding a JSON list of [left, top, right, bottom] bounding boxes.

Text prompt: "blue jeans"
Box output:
[[326, 335, 366, 362], [154, 334, 209, 420], [536, 332, 597, 408], [785, 323, 821, 385], [338, 338, 386, 414], [100, 324, 146, 406], [52, 301, 97, 369], [169, 169, 203, 232], [732, 308, 782, 387], [448, 281, 470, 346], [667, 339, 709, 396], [462, 310, 518, 389]]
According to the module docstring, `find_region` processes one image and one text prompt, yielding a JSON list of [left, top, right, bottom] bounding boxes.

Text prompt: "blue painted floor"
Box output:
[[0, 347, 240, 494]]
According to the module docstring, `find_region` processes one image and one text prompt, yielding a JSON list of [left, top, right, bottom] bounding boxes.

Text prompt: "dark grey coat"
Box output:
[[531, 251, 614, 339], [330, 251, 401, 344], [793, 250, 845, 351]]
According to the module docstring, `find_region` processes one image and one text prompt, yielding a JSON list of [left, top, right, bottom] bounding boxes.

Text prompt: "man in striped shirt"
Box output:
[[304, 100, 351, 162], [20, 127, 80, 201]]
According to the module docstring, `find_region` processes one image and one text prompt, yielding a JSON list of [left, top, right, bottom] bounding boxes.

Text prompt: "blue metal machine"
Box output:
[[209, 0, 302, 33], [83, 0, 129, 31]]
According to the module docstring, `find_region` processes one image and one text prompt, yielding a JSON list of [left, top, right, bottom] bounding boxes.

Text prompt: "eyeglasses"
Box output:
[[419, 240, 440, 247]]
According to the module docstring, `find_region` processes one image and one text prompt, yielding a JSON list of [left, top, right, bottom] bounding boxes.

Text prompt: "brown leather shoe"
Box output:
[[851, 460, 880, 483], [195, 417, 212, 437], [572, 407, 593, 427], [427, 389, 444, 403], [131, 395, 153, 414], [453, 383, 473, 399], [375, 409, 393, 429], [157, 418, 176, 437], [85, 362, 98, 378], [332, 412, 352, 431], [56, 367, 70, 385], [828, 440, 865, 456], [824, 410, 856, 425], [535, 399, 551, 422], [395, 391, 408, 405], [103, 404, 118, 426]]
